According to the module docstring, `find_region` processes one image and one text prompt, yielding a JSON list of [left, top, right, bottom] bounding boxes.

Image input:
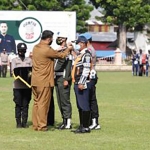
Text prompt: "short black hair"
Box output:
[[88, 38, 92, 43], [0, 22, 7, 25], [41, 30, 54, 40]]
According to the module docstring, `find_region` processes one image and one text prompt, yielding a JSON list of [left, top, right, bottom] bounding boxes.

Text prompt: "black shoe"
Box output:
[[22, 123, 29, 128], [82, 127, 90, 133], [47, 122, 54, 126], [16, 124, 22, 128], [71, 126, 81, 133], [73, 126, 91, 134], [16, 118, 22, 128], [57, 123, 65, 130], [58, 123, 72, 130]]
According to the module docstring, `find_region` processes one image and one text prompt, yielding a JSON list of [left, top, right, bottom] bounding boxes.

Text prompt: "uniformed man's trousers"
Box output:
[[55, 76, 72, 119], [74, 83, 90, 111], [89, 79, 99, 119], [13, 89, 31, 127], [32, 86, 51, 131], [1, 65, 7, 77], [9, 62, 12, 77], [47, 88, 55, 126]]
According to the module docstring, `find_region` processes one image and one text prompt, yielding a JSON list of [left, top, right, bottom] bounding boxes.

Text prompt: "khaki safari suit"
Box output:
[[31, 40, 70, 131]]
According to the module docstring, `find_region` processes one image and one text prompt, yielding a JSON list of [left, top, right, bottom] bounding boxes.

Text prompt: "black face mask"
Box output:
[[18, 53, 25, 57], [18, 49, 26, 57], [56, 37, 67, 45], [56, 38, 63, 45], [48, 40, 53, 45]]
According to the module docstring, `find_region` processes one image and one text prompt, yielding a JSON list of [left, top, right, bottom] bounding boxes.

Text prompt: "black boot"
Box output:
[[15, 105, 22, 128], [22, 118, 29, 128], [65, 118, 72, 129], [22, 107, 29, 128], [89, 117, 101, 130], [16, 118, 22, 128], [73, 110, 84, 133], [80, 111, 91, 133], [58, 118, 67, 130]]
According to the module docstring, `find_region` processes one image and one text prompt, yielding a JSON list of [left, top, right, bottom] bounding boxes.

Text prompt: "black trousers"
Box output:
[[89, 79, 99, 119], [1, 65, 7, 77], [13, 89, 31, 121], [139, 64, 144, 76], [47, 88, 55, 126], [9, 62, 12, 77]]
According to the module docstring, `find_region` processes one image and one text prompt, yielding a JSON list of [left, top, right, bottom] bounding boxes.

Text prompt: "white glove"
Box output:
[[90, 69, 96, 79]]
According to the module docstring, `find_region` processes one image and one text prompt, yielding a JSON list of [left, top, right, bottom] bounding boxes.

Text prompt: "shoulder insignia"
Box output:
[[85, 55, 91, 63]]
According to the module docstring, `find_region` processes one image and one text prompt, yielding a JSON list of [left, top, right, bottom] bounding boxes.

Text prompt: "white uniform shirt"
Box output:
[[8, 52, 17, 63], [1, 52, 8, 65], [11, 56, 32, 89]]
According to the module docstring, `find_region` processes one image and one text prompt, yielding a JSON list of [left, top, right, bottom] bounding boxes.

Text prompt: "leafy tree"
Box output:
[[2, 0, 93, 33], [89, 0, 150, 52]]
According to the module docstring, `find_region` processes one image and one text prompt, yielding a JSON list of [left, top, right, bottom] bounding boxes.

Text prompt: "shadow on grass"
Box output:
[[27, 120, 80, 131]]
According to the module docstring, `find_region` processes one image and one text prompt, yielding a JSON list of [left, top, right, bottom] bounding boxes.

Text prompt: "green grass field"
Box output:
[[0, 72, 150, 150]]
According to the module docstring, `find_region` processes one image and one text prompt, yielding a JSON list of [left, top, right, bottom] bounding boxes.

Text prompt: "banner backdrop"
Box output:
[[0, 11, 76, 55]]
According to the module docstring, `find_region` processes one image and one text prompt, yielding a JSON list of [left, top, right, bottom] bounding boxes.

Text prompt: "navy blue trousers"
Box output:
[[74, 83, 90, 111]]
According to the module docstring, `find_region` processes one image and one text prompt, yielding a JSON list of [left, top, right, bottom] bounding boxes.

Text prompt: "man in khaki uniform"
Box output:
[[31, 30, 73, 131]]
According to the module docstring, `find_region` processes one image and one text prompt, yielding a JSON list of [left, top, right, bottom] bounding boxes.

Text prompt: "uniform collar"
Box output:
[[0, 33, 7, 37], [79, 48, 88, 55]]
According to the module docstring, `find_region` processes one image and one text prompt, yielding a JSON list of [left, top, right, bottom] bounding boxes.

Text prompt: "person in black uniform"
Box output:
[[0, 22, 16, 54], [71, 36, 92, 134], [11, 43, 32, 128], [54, 33, 72, 129]]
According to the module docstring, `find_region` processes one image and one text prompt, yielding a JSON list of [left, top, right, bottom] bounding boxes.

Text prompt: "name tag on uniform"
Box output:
[[6, 40, 11, 42]]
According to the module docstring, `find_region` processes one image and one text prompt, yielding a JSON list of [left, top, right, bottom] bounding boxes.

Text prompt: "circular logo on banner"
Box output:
[[18, 17, 42, 43]]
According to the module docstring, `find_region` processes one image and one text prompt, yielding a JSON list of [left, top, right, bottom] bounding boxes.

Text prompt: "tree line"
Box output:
[[1, 0, 150, 52]]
